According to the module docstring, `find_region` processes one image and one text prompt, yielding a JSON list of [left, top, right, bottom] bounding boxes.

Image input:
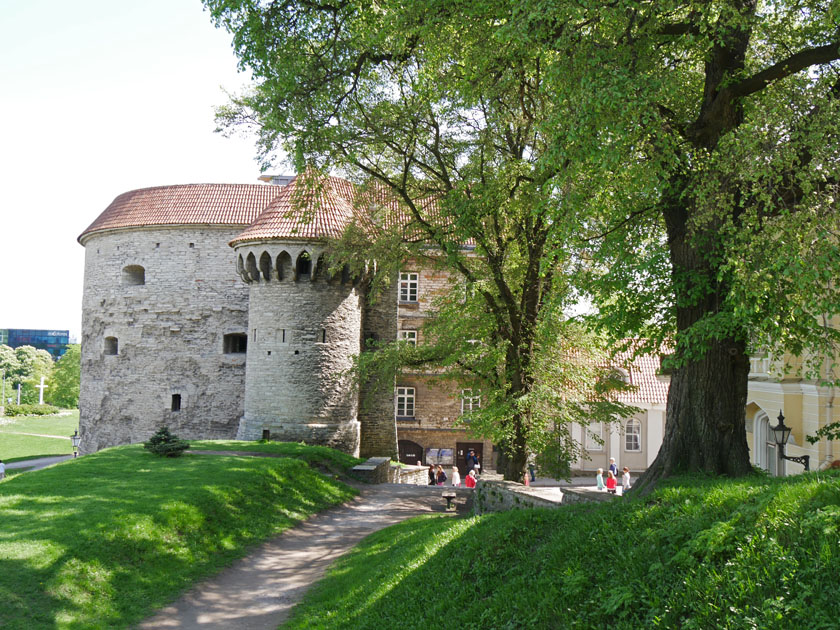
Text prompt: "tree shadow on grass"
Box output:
[[0, 445, 355, 629]]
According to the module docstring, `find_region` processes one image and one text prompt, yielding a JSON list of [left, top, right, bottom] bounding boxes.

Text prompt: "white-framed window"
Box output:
[[399, 272, 419, 302], [396, 387, 415, 418], [461, 389, 481, 413], [585, 422, 603, 451], [398, 330, 417, 346], [625, 418, 642, 452]]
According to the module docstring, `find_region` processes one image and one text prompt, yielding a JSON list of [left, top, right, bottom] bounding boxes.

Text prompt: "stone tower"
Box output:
[[230, 174, 366, 455], [77, 184, 284, 453]]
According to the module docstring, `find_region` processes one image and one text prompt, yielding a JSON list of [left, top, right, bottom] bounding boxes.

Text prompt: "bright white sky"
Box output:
[[1, 0, 274, 341]]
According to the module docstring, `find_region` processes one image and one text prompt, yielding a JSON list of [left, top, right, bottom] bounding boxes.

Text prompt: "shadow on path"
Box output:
[[138, 484, 472, 630]]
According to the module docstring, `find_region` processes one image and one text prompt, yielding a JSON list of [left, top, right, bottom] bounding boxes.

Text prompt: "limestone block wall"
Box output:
[[358, 277, 399, 458], [235, 241, 363, 455], [79, 227, 249, 453]]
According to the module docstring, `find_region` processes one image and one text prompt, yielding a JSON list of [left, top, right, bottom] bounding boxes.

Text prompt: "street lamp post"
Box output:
[[770, 411, 810, 472], [70, 430, 81, 458]]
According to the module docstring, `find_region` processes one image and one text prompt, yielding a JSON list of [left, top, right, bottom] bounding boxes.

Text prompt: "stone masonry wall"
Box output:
[[235, 240, 362, 456], [79, 227, 249, 453], [358, 276, 399, 458]]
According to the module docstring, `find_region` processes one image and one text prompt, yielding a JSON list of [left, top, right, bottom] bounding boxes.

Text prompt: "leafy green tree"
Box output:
[[0, 345, 21, 402], [14, 346, 54, 405], [205, 0, 840, 487], [204, 0, 635, 480], [46, 344, 80, 409]]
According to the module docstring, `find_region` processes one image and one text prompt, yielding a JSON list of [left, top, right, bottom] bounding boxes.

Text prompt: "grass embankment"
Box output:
[[190, 440, 364, 475], [0, 410, 79, 462], [0, 444, 356, 630], [285, 472, 840, 630]]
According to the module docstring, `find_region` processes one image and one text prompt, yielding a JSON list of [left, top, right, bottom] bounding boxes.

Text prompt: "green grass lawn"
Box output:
[[0, 410, 79, 462], [190, 439, 364, 475], [0, 444, 356, 630], [283, 471, 840, 630]]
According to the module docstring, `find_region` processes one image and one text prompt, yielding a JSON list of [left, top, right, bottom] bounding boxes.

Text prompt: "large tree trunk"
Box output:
[[633, 337, 752, 494]]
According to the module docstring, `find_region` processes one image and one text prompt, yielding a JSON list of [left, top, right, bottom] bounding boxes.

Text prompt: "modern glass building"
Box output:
[[1, 329, 70, 358]]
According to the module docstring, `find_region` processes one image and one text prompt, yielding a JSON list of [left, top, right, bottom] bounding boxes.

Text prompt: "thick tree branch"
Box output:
[[731, 42, 840, 98]]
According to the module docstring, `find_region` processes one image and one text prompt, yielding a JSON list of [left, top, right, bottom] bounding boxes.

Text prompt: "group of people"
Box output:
[[427, 448, 481, 489], [596, 457, 630, 494]]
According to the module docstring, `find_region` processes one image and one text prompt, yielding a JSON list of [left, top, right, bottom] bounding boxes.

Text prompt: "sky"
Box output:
[[1, 0, 277, 341]]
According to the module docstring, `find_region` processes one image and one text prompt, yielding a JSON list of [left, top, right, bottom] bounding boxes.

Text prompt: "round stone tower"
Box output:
[[231, 174, 364, 455], [77, 184, 284, 453]]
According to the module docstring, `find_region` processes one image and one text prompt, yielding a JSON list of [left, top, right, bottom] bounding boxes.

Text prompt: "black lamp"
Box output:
[[70, 430, 81, 458], [769, 411, 809, 471]]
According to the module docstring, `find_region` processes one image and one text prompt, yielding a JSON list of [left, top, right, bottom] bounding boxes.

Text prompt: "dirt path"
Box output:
[[137, 483, 471, 630]]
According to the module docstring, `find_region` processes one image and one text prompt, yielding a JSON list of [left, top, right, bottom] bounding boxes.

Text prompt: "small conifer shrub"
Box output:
[[144, 426, 190, 457]]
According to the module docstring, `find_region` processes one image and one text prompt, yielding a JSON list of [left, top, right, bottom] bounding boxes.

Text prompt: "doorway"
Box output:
[[456, 442, 484, 476], [398, 439, 424, 466]]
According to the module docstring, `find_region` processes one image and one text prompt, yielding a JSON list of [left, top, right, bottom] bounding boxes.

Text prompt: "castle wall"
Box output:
[[79, 227, 249, 453], [234, 242, 362, 455]]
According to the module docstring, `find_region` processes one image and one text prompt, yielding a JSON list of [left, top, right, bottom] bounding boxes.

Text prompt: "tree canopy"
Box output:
[[46, 344, 80, 409], [205, 0, 840, 487]]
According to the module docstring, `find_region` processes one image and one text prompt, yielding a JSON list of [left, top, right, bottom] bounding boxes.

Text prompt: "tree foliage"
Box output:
[[46, 344, 80, 409], [0, 344, 54, 405], [205, 0, 840, 487]]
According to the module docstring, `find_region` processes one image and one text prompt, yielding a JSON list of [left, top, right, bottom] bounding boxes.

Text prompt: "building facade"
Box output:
[[1, 329, 70, 358]]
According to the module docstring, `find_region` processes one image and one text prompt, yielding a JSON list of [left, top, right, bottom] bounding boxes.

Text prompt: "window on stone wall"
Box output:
[[223, 333, 247, 354], [398, 330, 417, 346], [585, 422, 603, 451], [461, 389, 481, 413], [399, 272, 418, 302], [396, 386, 415, 419], [296, 252, 312, 280], [122, 265, 145, 286], [104, 336, 118, 355], [625, 418, 642, 452], [171, 394, 181, 412]]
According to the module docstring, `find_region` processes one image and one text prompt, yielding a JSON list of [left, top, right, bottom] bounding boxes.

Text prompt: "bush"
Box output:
[[3, 403, 61, 417], [143, 427, 190, 457]]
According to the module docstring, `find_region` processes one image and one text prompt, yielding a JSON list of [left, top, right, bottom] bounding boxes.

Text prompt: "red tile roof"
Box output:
[[230, 173, 363, 245], [611, 345, 669, 405], [78, 184, 284, 243]]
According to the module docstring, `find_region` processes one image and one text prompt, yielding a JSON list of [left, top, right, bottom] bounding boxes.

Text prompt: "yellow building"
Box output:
[[746, 333, 838, 475]]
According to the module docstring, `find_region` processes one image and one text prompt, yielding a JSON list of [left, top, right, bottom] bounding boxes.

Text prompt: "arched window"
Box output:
[[259, 251, 272, 282], [754, 412, 778, 475], [122, 265, 145, 286], [625, 418, 642, 452], [246, 253, 259, 282], [104, 336, 118, 355], [296, 251, 312, 281], [276, 251, 292, 280]]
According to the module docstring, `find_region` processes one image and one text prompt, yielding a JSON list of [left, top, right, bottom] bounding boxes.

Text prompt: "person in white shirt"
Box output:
[[622, 467, 631, 492], [451, 465, 461, 487], [0, 459, 6, 480]]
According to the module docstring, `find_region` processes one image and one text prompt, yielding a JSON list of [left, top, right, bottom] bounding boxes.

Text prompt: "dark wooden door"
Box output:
[[398, 440, 424, 466], [456, 442, 483, 476]]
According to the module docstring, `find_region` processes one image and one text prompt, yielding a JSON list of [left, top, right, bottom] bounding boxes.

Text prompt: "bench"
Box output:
[[442, 491, 457, 510]]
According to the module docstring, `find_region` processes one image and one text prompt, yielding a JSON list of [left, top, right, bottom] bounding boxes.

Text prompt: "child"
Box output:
[[606, 470, 617, 494], [596, 468, 605, 491], [451, 465, 461, 487], [622, 467, 631, 492], [436, 464, 447, 486], [464, 469, 477, 489]]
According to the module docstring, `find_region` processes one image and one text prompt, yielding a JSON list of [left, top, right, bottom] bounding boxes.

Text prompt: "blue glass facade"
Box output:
[[3, 329, 70, 358]]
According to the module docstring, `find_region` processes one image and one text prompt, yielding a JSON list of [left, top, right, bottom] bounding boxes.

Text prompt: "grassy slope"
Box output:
[[190, 440, 364, 475], [0, 410, 79, 461], [0, 445, 356, 630], [284, 472, 840, 630]]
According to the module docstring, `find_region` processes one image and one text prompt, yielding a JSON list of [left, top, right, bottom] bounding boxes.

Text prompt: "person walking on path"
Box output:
[[0, 459, 5, 480], [435, 465, 447, 486], [428, 464, 436, 486], [596, 468, 605, 491], [606, 470, 617, 494], [464, 469, 477, 489], [451, 465, 461, 487], [622, 467, 631, 492], [465, 449, 479, 475], [608, 457, 618, 478]]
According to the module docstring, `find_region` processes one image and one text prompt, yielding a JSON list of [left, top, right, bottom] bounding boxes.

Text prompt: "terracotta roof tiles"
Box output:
[[78, 184, 284, 243]]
